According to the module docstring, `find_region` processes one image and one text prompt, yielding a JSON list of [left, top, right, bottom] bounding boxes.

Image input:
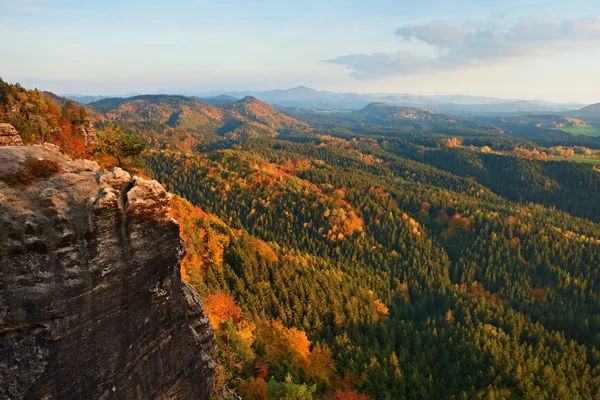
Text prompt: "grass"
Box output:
[[549, 156, 600, 165], [561, 125, 600, 137]]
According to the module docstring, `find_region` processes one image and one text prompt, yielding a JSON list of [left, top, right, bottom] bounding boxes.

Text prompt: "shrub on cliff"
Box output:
[[1, 157, 61, 186]]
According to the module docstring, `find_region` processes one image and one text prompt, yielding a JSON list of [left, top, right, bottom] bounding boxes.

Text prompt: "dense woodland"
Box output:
[[0, 78, 95, 157], [2, 79, 600, 399]]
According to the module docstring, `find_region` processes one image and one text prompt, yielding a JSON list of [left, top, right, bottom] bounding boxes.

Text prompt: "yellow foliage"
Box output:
[[374, 299, 389, 317]]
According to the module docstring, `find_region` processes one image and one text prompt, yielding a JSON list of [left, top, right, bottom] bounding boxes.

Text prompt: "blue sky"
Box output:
[[1, 0, 600, 102]]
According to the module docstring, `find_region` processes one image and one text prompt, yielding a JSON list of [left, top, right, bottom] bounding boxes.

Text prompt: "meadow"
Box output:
[[550, 155, 600, 164], [562, 124, 600, 136]]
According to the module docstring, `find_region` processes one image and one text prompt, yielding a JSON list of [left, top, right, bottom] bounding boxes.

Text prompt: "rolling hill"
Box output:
[[353, 103, 441, 123], [571, 103, 600, 122], [88, 95, 309, 149]]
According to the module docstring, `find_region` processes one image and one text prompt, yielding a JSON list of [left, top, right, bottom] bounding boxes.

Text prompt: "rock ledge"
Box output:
[[0, 145, 216, 399]]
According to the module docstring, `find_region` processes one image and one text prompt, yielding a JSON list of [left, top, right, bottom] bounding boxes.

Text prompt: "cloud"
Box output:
[[395, 23, 467, 48], [326, 16, 600, 78]]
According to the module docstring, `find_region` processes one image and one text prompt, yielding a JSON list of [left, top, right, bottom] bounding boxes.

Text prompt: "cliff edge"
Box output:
[[0, 143, 216, 399]]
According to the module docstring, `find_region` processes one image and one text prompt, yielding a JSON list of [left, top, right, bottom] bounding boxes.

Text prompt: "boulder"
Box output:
[[0, 123, 23, 146]]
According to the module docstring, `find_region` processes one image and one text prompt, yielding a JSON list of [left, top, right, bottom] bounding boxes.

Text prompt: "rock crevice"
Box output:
[[0, 144, 216, 399]]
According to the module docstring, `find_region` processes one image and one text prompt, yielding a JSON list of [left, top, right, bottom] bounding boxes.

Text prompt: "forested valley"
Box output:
[[3, 79, 600, 399]]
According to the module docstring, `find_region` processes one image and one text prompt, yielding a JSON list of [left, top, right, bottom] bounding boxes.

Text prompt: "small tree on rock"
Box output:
[[95, 123, 144, 169]]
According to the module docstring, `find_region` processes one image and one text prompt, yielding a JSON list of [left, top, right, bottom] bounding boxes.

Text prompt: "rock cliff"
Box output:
[[0, 144, 216, 399]]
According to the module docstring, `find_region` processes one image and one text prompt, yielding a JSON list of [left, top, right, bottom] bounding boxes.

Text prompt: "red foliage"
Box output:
[[204, 291, 242, 327]]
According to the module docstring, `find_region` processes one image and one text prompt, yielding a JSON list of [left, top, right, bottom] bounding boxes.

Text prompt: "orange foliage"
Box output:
[[239, 377, 269, 400], [442, 137, 462, 148], [368, 186, 389, 199], [374, 299, 389, 317], [331, 389, 372, 400], [169, 195, 230, 282], [250, 238, 279, 262], [435, 210, 474, 239], [456, 281, 503, 305], [204, 291, 243, 327], [328, 208, 364, 240], [528, 277, 548, 300], [0, 82, 94, 158], [259, 320, 311, 368], [306, 344, 336, 384], [255, 358, 270, 380]]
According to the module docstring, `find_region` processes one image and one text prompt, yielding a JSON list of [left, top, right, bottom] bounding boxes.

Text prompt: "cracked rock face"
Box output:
[[0, 145, 216, 399]]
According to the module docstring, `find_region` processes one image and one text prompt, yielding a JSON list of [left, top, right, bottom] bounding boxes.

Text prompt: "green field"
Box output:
[[561, 125, 600, 136], [549, 155, 600, 165]]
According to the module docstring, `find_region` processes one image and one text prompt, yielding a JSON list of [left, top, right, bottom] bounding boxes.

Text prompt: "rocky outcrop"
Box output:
[[0, 123, 23, 146], [77, 124, 98, 146], [0, 144, 216, 399]]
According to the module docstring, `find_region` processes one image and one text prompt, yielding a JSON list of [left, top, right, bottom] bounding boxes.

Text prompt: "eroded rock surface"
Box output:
[[0, 123, 23, 146], [0, 145, 216, 399]]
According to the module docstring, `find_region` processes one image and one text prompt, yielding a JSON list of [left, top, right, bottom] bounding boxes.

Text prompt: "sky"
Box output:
[[1, 0, 600, 102]]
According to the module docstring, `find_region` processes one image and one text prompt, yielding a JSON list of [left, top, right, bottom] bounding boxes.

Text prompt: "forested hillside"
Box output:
[[0, 78, 95, 157], [3, 78, 600, 399], [88, 95, 309, 150], [147, 133, 600, 399]]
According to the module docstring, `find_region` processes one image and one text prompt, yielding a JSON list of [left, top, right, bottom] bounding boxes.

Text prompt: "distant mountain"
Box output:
[[194, 86, 586, 114], [570, 103, 600, 122], [67, 87, 586, 114], [438, 100, 587, 116], [297, 102, 499, 134], [196, 95, 239, 106], [88, 94, 308, 149], [64, 95, 115, 104], [209, 86, 374, 109]]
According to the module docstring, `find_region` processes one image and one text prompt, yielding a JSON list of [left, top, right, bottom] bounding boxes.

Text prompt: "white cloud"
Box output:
[[326, 16, 600, 78], [395, 23, 467, 48]]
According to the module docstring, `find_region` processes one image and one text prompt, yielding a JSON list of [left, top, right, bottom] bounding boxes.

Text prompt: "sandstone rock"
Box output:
[[98, 167, 131, 191], [126, 177, 172, 219], [0, 123, 23, 146], [77, 124, 98, 146], [0, 145, 216, 399]]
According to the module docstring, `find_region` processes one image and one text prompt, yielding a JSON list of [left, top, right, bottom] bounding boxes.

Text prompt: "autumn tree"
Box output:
[[95, 123, 144, 169]]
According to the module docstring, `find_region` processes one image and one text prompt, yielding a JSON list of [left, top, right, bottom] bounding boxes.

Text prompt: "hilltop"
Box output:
[[571, 103, 600, 122], [89, 94, 309, 149], [353, 102, 440, 123]]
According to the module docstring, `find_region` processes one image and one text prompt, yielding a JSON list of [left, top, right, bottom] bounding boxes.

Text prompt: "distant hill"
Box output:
[[351, 102, 498, 133], [570, 103, 600, 122], [196, 95, 239, 106], [438, 100, 586, 116], [192, 86, 586, 113], [65, 86, 586, 113], [64, 95, 113, 104], [481, 114, 587, 129], [89, 94, 309, 149], [42, 91, 73, 107], [353, 103, 440, 124]]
